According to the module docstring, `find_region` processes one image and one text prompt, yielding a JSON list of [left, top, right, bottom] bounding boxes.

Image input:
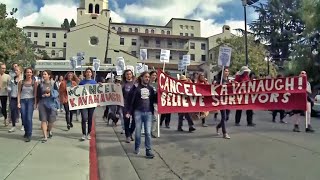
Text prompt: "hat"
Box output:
[[115, 76, 121, 81], [237, 66, 251, 75], [180, 75, 188, 81]]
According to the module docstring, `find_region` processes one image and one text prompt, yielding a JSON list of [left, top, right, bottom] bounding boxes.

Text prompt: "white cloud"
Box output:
[[110, 11, 126, 23]]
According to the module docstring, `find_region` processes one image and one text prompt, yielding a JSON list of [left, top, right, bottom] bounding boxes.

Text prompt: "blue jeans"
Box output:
[[21, 98, 34, 137], [134, 111, 152, 152]]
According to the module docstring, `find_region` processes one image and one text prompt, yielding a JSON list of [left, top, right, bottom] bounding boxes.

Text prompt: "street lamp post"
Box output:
[[265, 52, 271, 75], [242, 0, 259, 66]]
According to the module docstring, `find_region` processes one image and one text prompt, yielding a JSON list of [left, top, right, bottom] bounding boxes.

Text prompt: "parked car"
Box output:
[[311, 85, 320, 117]]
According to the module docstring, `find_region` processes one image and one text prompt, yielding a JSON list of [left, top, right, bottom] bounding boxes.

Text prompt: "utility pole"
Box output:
[[104, 17, 112, 64]]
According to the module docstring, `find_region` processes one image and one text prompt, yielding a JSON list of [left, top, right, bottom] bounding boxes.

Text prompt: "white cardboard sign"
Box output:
[[218, 46, 232, 67], [160, 49, 170, 63]]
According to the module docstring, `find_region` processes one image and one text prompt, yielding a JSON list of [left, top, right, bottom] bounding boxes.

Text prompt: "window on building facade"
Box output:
[[156, 52, 160, 59], [145, 29, 149, 34], [156, 39, 161, 47], [180, 25, 183, 29], [179, 41, 184, 49], [34, 32, 38, 37], [52, 42, 56, 47], [45, 42, 49, 47], [89, 57, 97, 64], [185, 25, 189, 30], [185, 33, 188, 36], [144, 39, 149, 46], [151, 29, 155, 34], [191, 26, 194, 30], [46, 33, 50, 38], [118, 27, 122, 32], [89, 3, 93, 13], [170, 54, 173, 60], [190, 42, 195, 49], [51, 50, 56, 56], [210, 53, 213, 60], [129, 28, 133, 32], [120, 37, 124, 45], [167, 40, 172, 48], [64, 33, 67, 39], [131, 51, 137, 57], [105, 58, 111, 64], [180, 33, 183, 36], [90, 36, 99, 45], [27, 32, 31, 37], [63, 42, 67, 47], [201, 55, 206, 61], [167, 31, 170, 35], [34, 41, 37, 45], [135, 28, 138, 33], [179, 52, 184, 60], [161, 30, 165, 34], [191, 54, 195, 61], [52, 33, 56, 38], [92, 17, 97, 20], [112, 27, 116, 30], [191, 33, 194, 37], [95, 4, 100, 14], [201, 43, 206, 50], [132, 39, 137, 46]]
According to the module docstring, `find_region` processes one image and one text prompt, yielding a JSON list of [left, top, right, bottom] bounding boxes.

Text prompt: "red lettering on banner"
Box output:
[[89, 96, 94, 104], [94, 95, 99, 103], [100, 93, 106, 102], [157, 70, 308, 113], [69, 98, 76, 107], [78, 96, 87, 106]]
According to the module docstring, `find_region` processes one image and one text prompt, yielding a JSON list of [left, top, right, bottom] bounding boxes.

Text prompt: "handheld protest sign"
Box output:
[[92, 59, 100, 80], [116, 57, 125, 75], [140, 49, 148, 61], [136, 63, 145, 74], [160, 49, 170, 71], [218, 46, 232, 67]]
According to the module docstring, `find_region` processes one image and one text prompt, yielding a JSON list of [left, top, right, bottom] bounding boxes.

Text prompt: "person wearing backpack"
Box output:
[[17, 67, 38, 142], [36, 70, 59, 143]]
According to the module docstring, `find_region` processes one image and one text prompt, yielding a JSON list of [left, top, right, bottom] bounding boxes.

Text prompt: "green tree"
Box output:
[[212, 36, 277, 77], [0, 3, 36, 68], [250, 0, 304, 66], [61, 18, 70, 29], [301, 0, 320, 32], [70, 19, 76, 27]]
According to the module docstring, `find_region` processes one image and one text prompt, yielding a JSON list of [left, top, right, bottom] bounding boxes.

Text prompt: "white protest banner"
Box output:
[[140, 49, 148, 61], [126, 65, 135, 74], [182, 55, 191, 66], [136, 63, 145, 74], [92, 59, 100, 71], [218, 46, 232, 67], [67, 83, 124, 110], [160, 49, 170, 63], [116, 57, 126, 75]]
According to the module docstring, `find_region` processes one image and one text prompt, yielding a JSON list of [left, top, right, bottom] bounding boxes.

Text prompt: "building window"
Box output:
[[210, 53, 213, 60], [185, 33, 188, 36], [156, 52, 160, 59], [52, 42, 56, 47], [180, 33, 183, 36], [90, 36, 99, 45], [135, 28, 138, 33], [34, 32, 38, 37], [151, 29, 155, 34], [105, 58, 111, 64], [185, 25, 189, 30], [95, 4, 100, 14], [145, 29, 149, 34], [167, 40, 172, 48], [64, 33, 67, 39], [132, 39, 137, 46], [180, 25, 183, 29], [92, 17, 97, 19], [63, 42, 67, 47], [120, 37, 124, 45], [170, 54, 173, 60], [201, 43, 206, 50], [191, 26, 194, 30], [161, 30, 165, 34], [201, 55, 206, 61], [144, 39, 149, 46], [179, 52, 184, 60], [179, 41, 184, 49], [191, 33, 194, 37], [45, 42, 49, 47], [112, 27, 116, 30], [52, 33, 56, 38], [129, 28, 132, 32], [34, 41, 37, 45], [190, 42, 195, 49], [46, 33, 50, 38], [131, 51, 137, 57], [156, 39, 161, 47], [191, 54, 195, 61], [27, 32, 31, 37], [89, 57, 97, 64], [167, 31, 170, 35], [51, 50, 56, 56], [89, 3, 93, 13], [118, 27, 122, 32]]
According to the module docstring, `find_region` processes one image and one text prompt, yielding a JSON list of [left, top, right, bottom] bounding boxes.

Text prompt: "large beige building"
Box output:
[[23, 0, 233, 80]]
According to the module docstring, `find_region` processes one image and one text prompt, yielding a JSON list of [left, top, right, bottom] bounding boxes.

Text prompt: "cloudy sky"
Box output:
[[0, 0, 263, 37]]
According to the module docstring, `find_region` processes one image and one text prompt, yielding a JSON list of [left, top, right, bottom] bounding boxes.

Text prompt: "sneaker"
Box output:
[[165, 125, 170, 129], [202, 124, 208, 127], [81, 135, 86, 141], [20, 126, 24, 131], [293, 125, 300, 132], [41, 138, 48, 143], [146, 150, 155, 159], [306, 125, 315, 133], [151, 133, 157, 138], [223, 134, 231, 139], [125, 137, 130, 143], [130, 135, 134, 141], [216, 127, 220, 135], [247, 123, 256, 127], [48, 131, 53, 138], [235, 123, 241, 126], [121, 130, 124, 134], [280, 120, 287, 124], [70, 122, 73, 128], [8, 127, 16, 133], [87, 134, 91, 140], [134, 149, 140, 155], [177, 128, 184, 132], [25, 137, 31, 142], [189, 127, 196, 132], [67, 124, 71, 130]]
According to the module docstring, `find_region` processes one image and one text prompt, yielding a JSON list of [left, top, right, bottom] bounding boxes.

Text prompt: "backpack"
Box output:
[[39, 81, 59, 111]]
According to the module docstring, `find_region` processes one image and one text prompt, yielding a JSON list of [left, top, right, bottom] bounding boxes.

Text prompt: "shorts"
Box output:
[[38, 101, 57, 122]]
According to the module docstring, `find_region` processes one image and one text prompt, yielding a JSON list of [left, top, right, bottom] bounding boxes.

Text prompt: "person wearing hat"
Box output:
[[234, 66, 255, 127], [177, 75, 196, 132]]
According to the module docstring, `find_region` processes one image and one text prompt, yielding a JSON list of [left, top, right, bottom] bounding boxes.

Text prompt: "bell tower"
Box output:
[[77, 0, 110, 26]]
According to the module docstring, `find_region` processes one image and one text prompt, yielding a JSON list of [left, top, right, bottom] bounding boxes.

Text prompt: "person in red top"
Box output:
[[197, 72, 209, 127], [234, 66, 255, 126]]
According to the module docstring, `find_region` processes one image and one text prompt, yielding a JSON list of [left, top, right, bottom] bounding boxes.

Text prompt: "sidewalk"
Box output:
[[0, 111, 90, 180]]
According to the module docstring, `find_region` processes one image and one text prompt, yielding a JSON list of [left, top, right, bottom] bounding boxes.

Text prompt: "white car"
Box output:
[[312, 94, 320, 112]]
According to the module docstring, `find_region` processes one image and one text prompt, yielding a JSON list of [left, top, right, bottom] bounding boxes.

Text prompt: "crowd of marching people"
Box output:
[[1, 61, 315, 159]]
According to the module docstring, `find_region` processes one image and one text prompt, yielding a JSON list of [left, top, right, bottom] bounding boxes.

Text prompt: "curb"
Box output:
[[90, 118, 99, 180]]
